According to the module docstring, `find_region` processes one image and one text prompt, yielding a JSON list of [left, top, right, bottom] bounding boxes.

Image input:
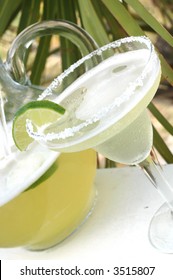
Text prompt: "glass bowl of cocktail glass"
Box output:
[[0, 20, 99, 250], [23, 35, 173, 253]]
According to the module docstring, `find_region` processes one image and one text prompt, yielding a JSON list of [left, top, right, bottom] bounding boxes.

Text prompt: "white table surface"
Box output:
[[1, 165, 173, 271]]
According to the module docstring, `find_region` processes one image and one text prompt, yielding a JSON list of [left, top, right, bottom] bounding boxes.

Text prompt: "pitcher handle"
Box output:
[[5, 20, 100, 85]]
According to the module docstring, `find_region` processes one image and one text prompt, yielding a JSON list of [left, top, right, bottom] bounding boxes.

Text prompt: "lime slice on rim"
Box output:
[[12, 100, 65, 151]]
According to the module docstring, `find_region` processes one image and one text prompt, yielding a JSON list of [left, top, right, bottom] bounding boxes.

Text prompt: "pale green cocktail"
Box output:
[[21, 36, 173, 253], [27, 37, 161, 165]]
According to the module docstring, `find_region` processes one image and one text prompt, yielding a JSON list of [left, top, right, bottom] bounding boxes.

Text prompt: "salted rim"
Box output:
[[27, 36, 157, 143], [39, 36, 154, 100]]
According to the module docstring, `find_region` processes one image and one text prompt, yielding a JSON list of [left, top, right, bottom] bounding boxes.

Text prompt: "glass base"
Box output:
[[148, 202, 173, 253]]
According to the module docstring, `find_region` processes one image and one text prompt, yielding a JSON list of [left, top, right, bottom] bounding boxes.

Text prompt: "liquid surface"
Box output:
[[28, 48, 161, 152]]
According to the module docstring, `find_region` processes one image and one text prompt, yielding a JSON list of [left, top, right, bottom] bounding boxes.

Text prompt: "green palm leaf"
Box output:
[[153, 126, 173, 163], [0, 0, 173, 164], [0, 0, 22, 36], [124, 0, 173, 48], [17, 0, 41, 34], [78, 0, 110, 46]]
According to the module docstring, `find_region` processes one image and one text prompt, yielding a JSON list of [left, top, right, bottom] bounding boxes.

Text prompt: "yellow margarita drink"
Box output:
[[0, 149, 96, 250]]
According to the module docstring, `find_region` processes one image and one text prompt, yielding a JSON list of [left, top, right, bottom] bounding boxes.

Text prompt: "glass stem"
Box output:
[[137, 154, 173, 212]]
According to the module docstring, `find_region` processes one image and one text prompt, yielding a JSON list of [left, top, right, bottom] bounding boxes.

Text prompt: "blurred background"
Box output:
[[0, 0, 173, 167]]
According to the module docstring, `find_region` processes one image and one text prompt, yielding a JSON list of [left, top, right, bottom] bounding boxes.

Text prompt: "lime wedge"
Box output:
[[12, 100, 65, 151]]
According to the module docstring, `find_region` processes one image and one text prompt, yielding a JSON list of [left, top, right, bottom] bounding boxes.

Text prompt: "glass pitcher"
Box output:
[[0, 20, 98, 250]]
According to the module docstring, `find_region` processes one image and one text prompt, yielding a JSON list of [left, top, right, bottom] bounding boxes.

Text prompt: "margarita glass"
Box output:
[[0, 21, 97, 250], [26, 36, 173, 253]]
